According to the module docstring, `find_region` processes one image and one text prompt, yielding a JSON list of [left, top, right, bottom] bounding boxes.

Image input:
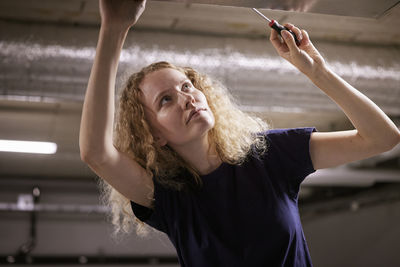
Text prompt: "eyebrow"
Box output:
[[152, 78, 189, 107]]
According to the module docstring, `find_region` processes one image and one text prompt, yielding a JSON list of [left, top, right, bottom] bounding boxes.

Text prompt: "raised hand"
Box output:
[[99, 0, 147, 30], [269, 23, 326, 77]]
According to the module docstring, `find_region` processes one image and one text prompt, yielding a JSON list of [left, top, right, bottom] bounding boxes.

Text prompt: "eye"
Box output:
[[182, 82, 192, 91], [160, 95, 172, 106]]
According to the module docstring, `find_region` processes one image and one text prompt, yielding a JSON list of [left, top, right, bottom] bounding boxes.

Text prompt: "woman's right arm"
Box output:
[[79, 0, 153, 208]]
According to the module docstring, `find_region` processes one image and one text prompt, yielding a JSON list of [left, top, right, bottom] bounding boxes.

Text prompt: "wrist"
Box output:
[[100, 22, 131, 37], [98, 24, 130, 49], [307, 63, 332, 84]]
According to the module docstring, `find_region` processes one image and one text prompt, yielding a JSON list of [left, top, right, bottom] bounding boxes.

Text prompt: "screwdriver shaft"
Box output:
[[252, 8, 271, 23], [252, 8, 300, 46]]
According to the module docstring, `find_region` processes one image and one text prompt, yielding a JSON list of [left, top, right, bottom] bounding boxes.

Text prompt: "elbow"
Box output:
[[80, 148, 96, 165], [388, 128, 400, 150], [80, 150, 110, 171], [80, 150, 104, 166], [79, 140, 92, 163], [379, 129, 400, 152], [80, 147, 101, 165], [390, 131, 400, 150], [79, 145, 108, 166], [80, 151, 107, 175], [80, 149, 94, 164], [79, 140, 102, 165], [362, 129, 400, 154]]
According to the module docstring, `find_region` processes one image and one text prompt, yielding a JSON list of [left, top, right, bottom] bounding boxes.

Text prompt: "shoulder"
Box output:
[[260, 127, 317, 146], [262, 127, 317, 139], [255, 127, 318, 161]]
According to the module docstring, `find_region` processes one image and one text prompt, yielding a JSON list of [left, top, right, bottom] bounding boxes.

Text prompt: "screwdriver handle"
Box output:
[[269, 20, 300, 46]]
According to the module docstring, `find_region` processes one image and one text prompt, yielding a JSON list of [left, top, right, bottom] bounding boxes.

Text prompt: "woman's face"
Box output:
[[139, 68, 215, 148]]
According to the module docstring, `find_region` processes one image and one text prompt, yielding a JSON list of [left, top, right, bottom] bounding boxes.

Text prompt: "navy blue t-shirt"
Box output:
[[131, 127, 317, 267]]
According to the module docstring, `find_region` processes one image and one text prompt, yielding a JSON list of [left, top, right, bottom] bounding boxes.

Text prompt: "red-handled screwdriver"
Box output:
[[252, 8, 300, 46]]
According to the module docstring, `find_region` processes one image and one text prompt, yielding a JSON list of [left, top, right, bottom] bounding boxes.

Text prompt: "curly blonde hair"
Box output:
[[98, 61, 271, 238]]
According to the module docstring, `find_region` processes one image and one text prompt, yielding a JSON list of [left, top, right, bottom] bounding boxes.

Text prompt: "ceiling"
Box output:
[[0, 0, 399, 188], [0, 0, 399, 44]]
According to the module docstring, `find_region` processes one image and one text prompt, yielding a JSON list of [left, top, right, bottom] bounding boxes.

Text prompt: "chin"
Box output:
[[200, 115, 215, 131]]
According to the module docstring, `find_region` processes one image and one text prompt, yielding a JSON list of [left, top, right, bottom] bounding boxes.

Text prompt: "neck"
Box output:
[[171, 133, 222, 175]]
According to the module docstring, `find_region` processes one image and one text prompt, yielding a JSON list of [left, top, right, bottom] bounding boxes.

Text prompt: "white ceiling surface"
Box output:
[[0, 0, 399, 186]]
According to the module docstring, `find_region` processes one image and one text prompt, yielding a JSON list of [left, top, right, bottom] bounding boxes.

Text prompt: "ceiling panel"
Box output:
[[0, 0, 399, 44], [159, 0, 400, 18]]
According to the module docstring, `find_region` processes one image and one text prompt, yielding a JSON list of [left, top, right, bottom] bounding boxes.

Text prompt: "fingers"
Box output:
[[281, 30, 298, 51], [284, 23, 303, 43], [269, 22, 311, 56], [301, 29, 312, 46], [269, 27, 283, 52]]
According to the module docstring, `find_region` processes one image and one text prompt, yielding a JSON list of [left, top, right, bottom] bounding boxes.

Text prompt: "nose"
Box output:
[[178, 91, 195, 109]]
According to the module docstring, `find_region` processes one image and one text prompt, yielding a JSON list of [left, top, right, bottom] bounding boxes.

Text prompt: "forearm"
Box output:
[[309, 67, 400, 148], [79, 25, 129, 159]]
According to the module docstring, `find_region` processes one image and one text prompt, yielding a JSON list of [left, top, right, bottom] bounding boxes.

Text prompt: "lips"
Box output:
[[186, 108, 206, 124]]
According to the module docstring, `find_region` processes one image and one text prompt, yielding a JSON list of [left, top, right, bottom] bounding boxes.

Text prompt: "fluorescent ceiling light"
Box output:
[[0, 139, 57, 154]]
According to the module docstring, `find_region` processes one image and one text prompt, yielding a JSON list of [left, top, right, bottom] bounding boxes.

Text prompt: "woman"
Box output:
[[79, 0, 400, 266]]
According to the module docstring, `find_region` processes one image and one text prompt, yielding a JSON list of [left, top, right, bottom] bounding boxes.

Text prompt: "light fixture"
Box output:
[[0, 139, 57, 154]]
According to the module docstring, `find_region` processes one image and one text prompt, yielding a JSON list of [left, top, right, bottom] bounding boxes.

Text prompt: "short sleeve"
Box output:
[[263, 127, 318, 198], [130, 178, 168, 233]]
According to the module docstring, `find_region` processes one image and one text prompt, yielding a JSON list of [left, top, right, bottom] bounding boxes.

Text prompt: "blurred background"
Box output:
[[0, 0, 399, 266]]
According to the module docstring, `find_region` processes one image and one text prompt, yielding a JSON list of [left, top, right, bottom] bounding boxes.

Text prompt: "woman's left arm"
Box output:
[[270, 24, 400, 170]]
